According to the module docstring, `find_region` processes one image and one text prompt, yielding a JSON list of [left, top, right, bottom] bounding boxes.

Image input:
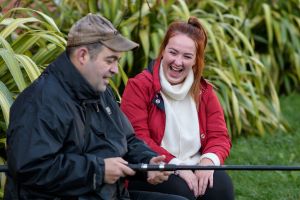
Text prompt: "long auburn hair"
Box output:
[[158, 16, 207, 107]]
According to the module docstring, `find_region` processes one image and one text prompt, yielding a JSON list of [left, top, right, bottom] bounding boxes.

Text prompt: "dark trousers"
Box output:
[[128, 170, 234, 200], [130, 190, 189, 200]]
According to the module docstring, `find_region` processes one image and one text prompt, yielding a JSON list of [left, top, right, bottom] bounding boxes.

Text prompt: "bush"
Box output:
[[0, 0, 294, 138]]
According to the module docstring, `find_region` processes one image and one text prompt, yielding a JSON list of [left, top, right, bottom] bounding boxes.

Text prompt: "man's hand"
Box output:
[[104, 157, 135, 184], [147, 155, 170, 185], [195, 158, 214, 196]]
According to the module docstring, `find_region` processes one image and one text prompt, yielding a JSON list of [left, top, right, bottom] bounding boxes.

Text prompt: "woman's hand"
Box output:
[[177, 170, 199, 197], [195, 158, 214, 196]]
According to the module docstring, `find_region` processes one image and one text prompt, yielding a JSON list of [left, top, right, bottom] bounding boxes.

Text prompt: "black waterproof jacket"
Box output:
[[4, 52, 157, 199]]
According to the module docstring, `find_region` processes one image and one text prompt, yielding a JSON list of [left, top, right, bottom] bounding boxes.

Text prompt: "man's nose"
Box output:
[[111, 64, 119, 74]]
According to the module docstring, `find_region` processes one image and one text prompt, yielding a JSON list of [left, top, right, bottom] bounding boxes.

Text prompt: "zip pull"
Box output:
[[105, 106, 112, 115]]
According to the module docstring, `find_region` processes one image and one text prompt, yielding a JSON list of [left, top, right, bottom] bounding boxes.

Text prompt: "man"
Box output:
[[4, 14, 187, 200]]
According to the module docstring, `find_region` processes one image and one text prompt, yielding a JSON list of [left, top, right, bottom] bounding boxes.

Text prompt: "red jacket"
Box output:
[[121, 60, 231, 164]]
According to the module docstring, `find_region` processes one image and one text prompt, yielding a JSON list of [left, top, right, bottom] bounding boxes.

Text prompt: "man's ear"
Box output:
[[76, 47, 89, 65]]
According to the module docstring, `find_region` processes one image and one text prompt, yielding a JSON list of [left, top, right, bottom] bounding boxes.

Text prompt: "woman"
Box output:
[[121, 16, 234, 200]]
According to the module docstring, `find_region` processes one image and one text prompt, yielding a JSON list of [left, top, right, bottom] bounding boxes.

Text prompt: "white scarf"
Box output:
[[159, 63, 201, 165]]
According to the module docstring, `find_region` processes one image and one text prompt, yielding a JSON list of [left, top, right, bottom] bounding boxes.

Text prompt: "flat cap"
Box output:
[[67, 13, 139, 51]]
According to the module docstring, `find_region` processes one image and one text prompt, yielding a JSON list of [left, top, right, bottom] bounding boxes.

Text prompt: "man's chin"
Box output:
[[98, 85, 107, 92]]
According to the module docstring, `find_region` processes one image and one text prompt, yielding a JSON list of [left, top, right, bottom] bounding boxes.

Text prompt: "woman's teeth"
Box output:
[[169, 65, 183, 72]]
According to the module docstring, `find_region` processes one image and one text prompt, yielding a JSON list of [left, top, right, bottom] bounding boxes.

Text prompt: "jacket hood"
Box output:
[[48, 52, 100, 101]]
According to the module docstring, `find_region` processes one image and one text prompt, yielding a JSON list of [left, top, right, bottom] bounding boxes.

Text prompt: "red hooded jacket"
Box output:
[[121, 59, 231, 164]]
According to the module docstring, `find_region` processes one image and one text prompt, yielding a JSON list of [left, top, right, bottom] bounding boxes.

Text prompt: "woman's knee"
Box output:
[[164, 175, 196, 200], [202, 171, 234, 200]]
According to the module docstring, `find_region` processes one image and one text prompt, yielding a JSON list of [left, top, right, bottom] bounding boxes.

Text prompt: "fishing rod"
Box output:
[[127, 163, 300, 171], [0, 164, 300, 173]]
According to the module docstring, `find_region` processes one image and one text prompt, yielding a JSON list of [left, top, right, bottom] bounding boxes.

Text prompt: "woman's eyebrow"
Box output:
[[168, 47, 194, 55]]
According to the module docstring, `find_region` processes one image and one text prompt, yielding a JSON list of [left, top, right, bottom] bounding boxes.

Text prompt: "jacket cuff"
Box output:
[[199, 153, 220, 166], [142, 152, 158, 164], [93, 157, 105, 191], [168, 158, 183, 165]]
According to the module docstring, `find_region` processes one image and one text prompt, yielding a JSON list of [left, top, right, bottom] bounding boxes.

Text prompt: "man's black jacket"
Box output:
[[4, 52, 157, 199]]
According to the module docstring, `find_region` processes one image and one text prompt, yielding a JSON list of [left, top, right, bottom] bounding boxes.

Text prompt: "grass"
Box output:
[[226, 93, 300, 200]]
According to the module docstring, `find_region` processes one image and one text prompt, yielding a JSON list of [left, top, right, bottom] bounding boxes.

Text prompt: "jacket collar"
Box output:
[[48, 52, 100, 101], [146, 59, 162, 93]]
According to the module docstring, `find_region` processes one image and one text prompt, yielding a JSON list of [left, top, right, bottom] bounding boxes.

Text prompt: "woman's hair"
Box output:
[[158, 16, 207, 107]]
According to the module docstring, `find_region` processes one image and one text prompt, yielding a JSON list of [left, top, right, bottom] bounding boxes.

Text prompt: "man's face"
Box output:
[[82, 46, 121, 92]]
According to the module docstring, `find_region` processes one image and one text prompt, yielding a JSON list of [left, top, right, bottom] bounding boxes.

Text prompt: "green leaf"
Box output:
[[262, 3, 273, 45], [13, 8, 61, 33], [0, 17, 38, 39], [0, 36, 13, 51], [231, 26, 255, 55], [88, 0, 98, 13], [35, 31, 66, 49], [231, 88, 242, 134], [0, 81, 13, 126], [109, 80, 121, 102], [150, 32, 161, 59], [139, 28, 150, 64], [178, 0, 190, 20], [15, 55, 41, 82], [201, 21, 222, 64], [11, 33, 41, 54], [118, 64, 128, 85], [0, 49, 26, 92]]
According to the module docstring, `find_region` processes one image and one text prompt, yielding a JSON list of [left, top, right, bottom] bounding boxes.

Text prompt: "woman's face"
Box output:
[[161, 34, 196, 85]]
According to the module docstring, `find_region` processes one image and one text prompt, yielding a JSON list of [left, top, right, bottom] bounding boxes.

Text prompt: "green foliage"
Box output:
[[229, 0, 300, 94], [0, 6, 66, 192], [191, 1, 291, 136], [0, 5, 67, 195], [44, 0, 291, 137], [0, 7, 66, 136], [227, 93, 300, 200], [1, 0, 297, 138]]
